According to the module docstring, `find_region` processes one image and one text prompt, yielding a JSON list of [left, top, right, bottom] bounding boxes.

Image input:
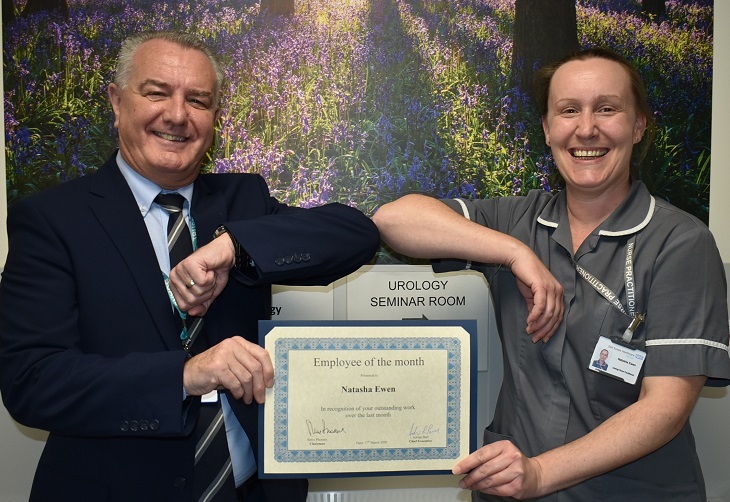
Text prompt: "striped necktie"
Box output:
[[155, 192, 193, 269], [154, 192, 236, 501], [154, 193, 204, 349]]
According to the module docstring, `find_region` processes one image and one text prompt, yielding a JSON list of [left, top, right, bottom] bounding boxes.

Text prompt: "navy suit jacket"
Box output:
[[0, 155, 379, 501]]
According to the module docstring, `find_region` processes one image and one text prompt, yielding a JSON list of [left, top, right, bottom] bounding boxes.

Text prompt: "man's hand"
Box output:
[[453, 440, 544, 500], [183, 336, 274, 404], [169, 232, 237, 316]]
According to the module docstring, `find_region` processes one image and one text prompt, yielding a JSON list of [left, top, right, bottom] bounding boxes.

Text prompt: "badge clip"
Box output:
[[614, 313, 645, 349]]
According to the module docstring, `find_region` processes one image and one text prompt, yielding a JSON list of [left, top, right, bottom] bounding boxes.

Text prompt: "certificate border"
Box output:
[[258, 319, 478, 479], [275, 336, 462, 463]]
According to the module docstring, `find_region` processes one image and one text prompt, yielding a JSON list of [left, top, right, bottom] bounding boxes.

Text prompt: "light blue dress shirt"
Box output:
[[116, 152, 257, 486]]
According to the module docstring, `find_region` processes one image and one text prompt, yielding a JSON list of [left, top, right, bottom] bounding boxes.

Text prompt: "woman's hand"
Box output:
[[509, 245, 565, 343], [453, 440, 544, 500]]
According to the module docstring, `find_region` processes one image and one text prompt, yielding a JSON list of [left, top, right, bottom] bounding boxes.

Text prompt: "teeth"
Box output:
[[155, 132, 186, 142], [572, 149, 606, 158]]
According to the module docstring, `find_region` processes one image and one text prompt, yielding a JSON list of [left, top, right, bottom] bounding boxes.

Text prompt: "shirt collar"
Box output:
[[115, 151, 194, 216], [536, 179, 655, 237]]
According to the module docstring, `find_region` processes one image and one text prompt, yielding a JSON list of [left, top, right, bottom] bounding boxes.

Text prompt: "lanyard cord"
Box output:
[[571, 235, 644, 343]]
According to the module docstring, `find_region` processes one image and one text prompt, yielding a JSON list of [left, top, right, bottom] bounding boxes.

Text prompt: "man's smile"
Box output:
[[154, 131, 187, 142]]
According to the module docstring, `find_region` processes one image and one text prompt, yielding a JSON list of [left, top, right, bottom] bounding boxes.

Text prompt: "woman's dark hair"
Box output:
[[532, 47, 656, 166]]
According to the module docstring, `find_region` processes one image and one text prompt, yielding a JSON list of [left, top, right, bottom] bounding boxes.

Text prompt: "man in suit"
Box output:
[[0, 31, 379, 501]]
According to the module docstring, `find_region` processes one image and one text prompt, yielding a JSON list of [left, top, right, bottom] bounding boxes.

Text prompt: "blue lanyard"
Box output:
[[161, 214, 199, 346]]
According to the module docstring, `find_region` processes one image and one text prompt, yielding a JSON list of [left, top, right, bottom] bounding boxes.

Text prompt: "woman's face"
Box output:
[[542, 57, 646, 196]]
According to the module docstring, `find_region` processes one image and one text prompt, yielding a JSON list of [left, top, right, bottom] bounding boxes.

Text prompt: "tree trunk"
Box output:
[[260, 0, 294, 16], [641, 0, 666, 20], [21, 0, 68, 18], [510, 0, 579, 93], [2, 0, 17, 26]]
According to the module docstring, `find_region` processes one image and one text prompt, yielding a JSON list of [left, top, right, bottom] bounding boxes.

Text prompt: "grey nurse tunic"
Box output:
[[435, 180, 730, 501]]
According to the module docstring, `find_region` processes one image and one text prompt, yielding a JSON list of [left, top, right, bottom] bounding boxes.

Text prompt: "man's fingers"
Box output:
[[183, 337, 274, 403], [230, 339, 274, 403], [170, 273, 218, 312]]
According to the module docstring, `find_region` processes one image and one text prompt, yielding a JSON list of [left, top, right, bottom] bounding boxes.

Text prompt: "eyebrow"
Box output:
[[554, 94, 623, 104], [137, 78, 214, 99]]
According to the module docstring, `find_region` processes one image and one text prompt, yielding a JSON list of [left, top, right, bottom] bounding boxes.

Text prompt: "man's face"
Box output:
[[107, 39, 220, 189]]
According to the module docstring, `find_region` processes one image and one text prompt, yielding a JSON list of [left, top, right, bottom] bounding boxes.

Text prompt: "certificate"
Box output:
[[258, 320, 477, 478]]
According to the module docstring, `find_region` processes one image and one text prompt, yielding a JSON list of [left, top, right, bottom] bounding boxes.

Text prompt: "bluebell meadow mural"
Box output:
[[3, 1, 713, 234]]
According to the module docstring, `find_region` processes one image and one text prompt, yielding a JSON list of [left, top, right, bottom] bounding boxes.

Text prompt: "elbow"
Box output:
[[1, 383, 37, 429], [371, 202, 391, 230], [371, 204, 400, 250], [372, 194, 419, 241]]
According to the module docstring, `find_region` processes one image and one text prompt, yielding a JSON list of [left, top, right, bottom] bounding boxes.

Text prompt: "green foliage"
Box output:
[[4, 0, 713, 224]]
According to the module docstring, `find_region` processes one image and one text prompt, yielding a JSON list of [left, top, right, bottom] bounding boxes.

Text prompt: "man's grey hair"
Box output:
[[113, 31, 224, 104]]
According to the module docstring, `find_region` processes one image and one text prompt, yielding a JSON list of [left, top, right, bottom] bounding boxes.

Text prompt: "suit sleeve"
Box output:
[[221, 180, 380, 286]]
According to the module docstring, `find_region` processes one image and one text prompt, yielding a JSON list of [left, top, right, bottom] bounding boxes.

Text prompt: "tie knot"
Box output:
[[155, 192, 186, 214]]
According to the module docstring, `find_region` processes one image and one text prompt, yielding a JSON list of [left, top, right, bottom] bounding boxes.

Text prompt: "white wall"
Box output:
[[693, 2, 730, 500], [1, 3, 729, 501]]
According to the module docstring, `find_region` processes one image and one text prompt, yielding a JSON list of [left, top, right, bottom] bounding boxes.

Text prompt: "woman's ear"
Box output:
[[633, 113, 647, 144]]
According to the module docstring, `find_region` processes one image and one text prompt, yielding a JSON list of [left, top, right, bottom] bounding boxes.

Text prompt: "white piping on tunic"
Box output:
[[600, 196, 656, 236], [453, 198, 472, 270], [645, 338, 730, 354], [536, 215, 557, 228], [537, 196, 656, 236]]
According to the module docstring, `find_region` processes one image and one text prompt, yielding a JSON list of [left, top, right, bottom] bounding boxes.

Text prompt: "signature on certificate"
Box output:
[[306, 419, 346, 436], [409, 423, 440, 437]]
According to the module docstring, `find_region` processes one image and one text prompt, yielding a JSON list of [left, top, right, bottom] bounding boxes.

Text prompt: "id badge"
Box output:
[[201, 389, 219, 403], [588, 336, 646, 385]]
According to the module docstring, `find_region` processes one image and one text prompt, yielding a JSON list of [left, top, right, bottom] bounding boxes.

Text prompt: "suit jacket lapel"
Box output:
[[87, 157, 181, 350]]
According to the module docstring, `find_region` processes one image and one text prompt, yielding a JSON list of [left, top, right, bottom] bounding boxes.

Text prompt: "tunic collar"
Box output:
[[536, 179, 655, 237]]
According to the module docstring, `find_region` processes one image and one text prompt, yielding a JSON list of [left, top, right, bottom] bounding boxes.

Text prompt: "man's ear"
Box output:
[[107, 83, 122, 128]]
